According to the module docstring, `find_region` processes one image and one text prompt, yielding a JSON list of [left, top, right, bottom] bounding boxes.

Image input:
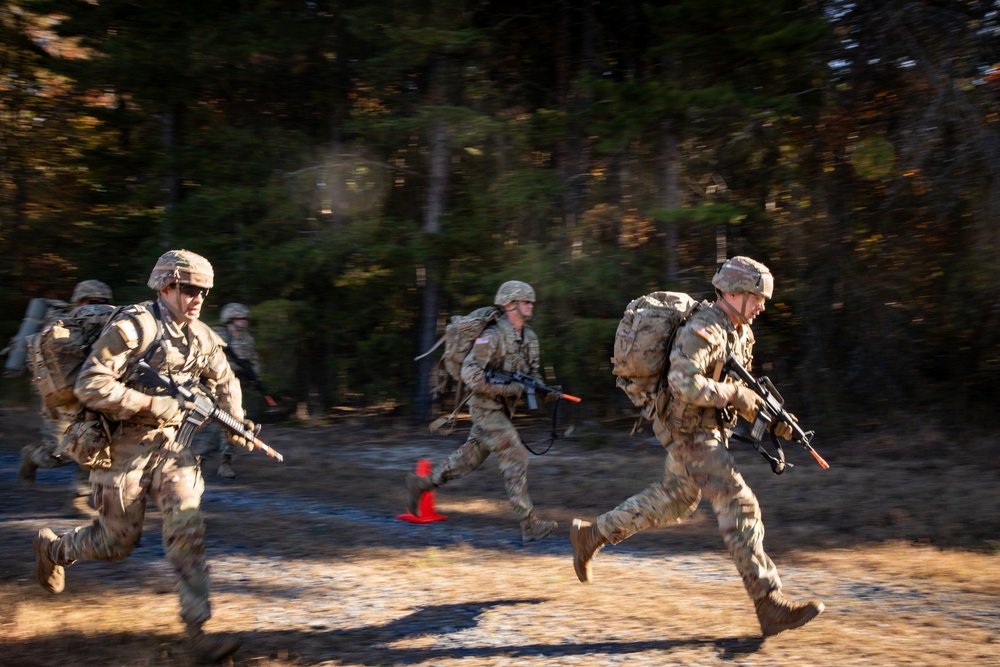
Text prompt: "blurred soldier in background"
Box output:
[[32, 249, 254, 663], [569, 257, 824, 637], [19, 280, 113, 515], [406, 280, 559, 544], [194, 302, 261, 479]]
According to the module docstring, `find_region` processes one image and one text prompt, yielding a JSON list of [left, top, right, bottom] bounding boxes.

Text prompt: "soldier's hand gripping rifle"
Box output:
[[724, 354, 828, 474], [134, 360, 284, 462], [485, 369, 582, 410], [485, 369, 582, 455], [223, 347, 279, 408]]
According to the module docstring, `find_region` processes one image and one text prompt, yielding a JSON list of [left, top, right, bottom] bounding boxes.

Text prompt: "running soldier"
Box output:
[[406, 280, 559, 544], [19, 280, 113, 514], [32, 250, 256, 662], [570, 257, 824, 637]]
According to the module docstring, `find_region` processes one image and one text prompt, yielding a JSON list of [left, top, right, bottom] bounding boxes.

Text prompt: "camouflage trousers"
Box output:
[[595, 428, 781, 601], [28, 400, 73, 468], [431, 406, 534, 520], [25, 404, 92, 495], [191, 422, 233, 460], [51, 424, 212, 627]]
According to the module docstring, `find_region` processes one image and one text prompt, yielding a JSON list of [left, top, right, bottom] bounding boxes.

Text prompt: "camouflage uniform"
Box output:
[[571, 257, 823, 637], [20, 281, 113, 509], [596, 303, 780, 597], [33, 252, 246, 660], [409, 281, 558, 543]]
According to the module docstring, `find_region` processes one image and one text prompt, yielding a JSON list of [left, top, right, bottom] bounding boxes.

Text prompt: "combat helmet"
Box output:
[[147, 249, 214, 291], [494, 280, 536, 306], [712, 256, 773, 299], [71, 279, 113, 304], [220, 303, 250, 324]]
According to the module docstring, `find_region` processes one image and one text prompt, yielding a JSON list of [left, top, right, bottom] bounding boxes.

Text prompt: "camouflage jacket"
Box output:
[[661, 302, 754, 436], [461, 314, 541, 411], [75, 298, 243, 428], [213, 324, 261, 378]]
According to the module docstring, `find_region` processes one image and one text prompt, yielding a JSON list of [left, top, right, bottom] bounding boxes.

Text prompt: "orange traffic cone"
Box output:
[[397, 459, 447, 523]]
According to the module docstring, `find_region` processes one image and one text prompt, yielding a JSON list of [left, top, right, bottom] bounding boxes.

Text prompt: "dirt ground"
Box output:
[[1, 400, 998, 667]]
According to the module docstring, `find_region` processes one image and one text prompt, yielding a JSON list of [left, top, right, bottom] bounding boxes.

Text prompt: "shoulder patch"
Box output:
[[691, 323, 713, 342], [475, 336, 490, 345], [115, 319, 139, 348]]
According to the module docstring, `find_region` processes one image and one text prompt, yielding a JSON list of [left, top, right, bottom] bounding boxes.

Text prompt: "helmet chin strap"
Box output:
[[160, 289, 190, 324], [718, 293, 752, 326]]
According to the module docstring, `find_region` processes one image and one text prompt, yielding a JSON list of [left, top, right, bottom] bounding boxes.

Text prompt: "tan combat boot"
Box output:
[[187, 624, 241, 663], [754, 590, 825, 636], [521, 513, 558, 544], [570, 518, 608, 583], [405, 472, 434, 516], [33, 528, 65, 594], [19, 446, 38, 485], [217, 456, 236, 479]]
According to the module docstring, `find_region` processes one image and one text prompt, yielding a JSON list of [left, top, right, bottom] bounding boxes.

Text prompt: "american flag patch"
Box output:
[[691, 324, 712, 342], [475, 336, 490, 345]]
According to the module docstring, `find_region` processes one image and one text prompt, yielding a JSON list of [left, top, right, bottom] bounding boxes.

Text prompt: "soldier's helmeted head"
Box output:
[[71, 280, 113, 305], [220, 303, 250, 325], [712, 257, 773, 299], [148, 249, 213, 323], [494, 280, 536, 307], [147, 249, 214, 291]]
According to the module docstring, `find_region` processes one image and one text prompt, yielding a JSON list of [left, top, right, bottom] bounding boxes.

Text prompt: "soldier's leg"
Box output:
[[216, 427, 236, 478], [20, 414, 73, 483], [690, 433, 780, 600], [475, 409, 534, 521], [151, 448, 211, 628], [50, 466, 149, 565], [594, 440, 702, 545], [429, 423, 491, 487], [191, 422, 220, 459], [405, 426, 490, 515]]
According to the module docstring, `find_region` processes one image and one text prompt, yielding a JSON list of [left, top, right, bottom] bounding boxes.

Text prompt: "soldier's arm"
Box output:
[[460, 330, 518, 398], [74, 315, 160, 422], [199, 330, 245, 422], [666, 322, 735, 409]]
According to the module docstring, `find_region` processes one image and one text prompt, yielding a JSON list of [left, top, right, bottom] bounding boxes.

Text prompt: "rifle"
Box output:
[[134, 360, 284, 462], [223, 347, 278, 408], [484, 369, 582, 455], [485, 369, 582, 410], [724, 354, 828, 474]]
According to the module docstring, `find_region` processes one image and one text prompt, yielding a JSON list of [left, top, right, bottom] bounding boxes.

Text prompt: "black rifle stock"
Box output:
[[134, 360, 284, 462], [484, 369, 582, 411], [724, 354, 828, 471]]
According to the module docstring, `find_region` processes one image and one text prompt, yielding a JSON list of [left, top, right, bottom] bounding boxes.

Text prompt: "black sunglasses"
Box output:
[[178, 283, 210, 299]]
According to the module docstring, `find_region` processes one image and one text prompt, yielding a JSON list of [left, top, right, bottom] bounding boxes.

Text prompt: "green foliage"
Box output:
[[2, 0, 999, 432]]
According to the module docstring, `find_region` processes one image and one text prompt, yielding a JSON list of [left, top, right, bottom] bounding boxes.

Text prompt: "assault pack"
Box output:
[[417, 305, 502, 395], [415, 305, 502, 430], [26, 304, 120, 412], [610, 291, 707, 420]]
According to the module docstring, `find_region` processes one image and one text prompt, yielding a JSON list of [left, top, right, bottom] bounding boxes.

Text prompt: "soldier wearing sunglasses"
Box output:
[[32, 249, 253, 663]]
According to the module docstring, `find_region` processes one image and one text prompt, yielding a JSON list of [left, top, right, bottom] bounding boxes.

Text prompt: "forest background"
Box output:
[[2, 0, 1000, 439]]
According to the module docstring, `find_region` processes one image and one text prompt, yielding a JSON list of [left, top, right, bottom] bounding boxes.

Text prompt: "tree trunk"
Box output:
[[160, 103, 182, 249], [415, 57, 452, 421], [658, 120, 681, 282]]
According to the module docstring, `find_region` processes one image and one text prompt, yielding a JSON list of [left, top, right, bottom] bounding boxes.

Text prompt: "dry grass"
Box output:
[[2, 402, 998, 666]]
